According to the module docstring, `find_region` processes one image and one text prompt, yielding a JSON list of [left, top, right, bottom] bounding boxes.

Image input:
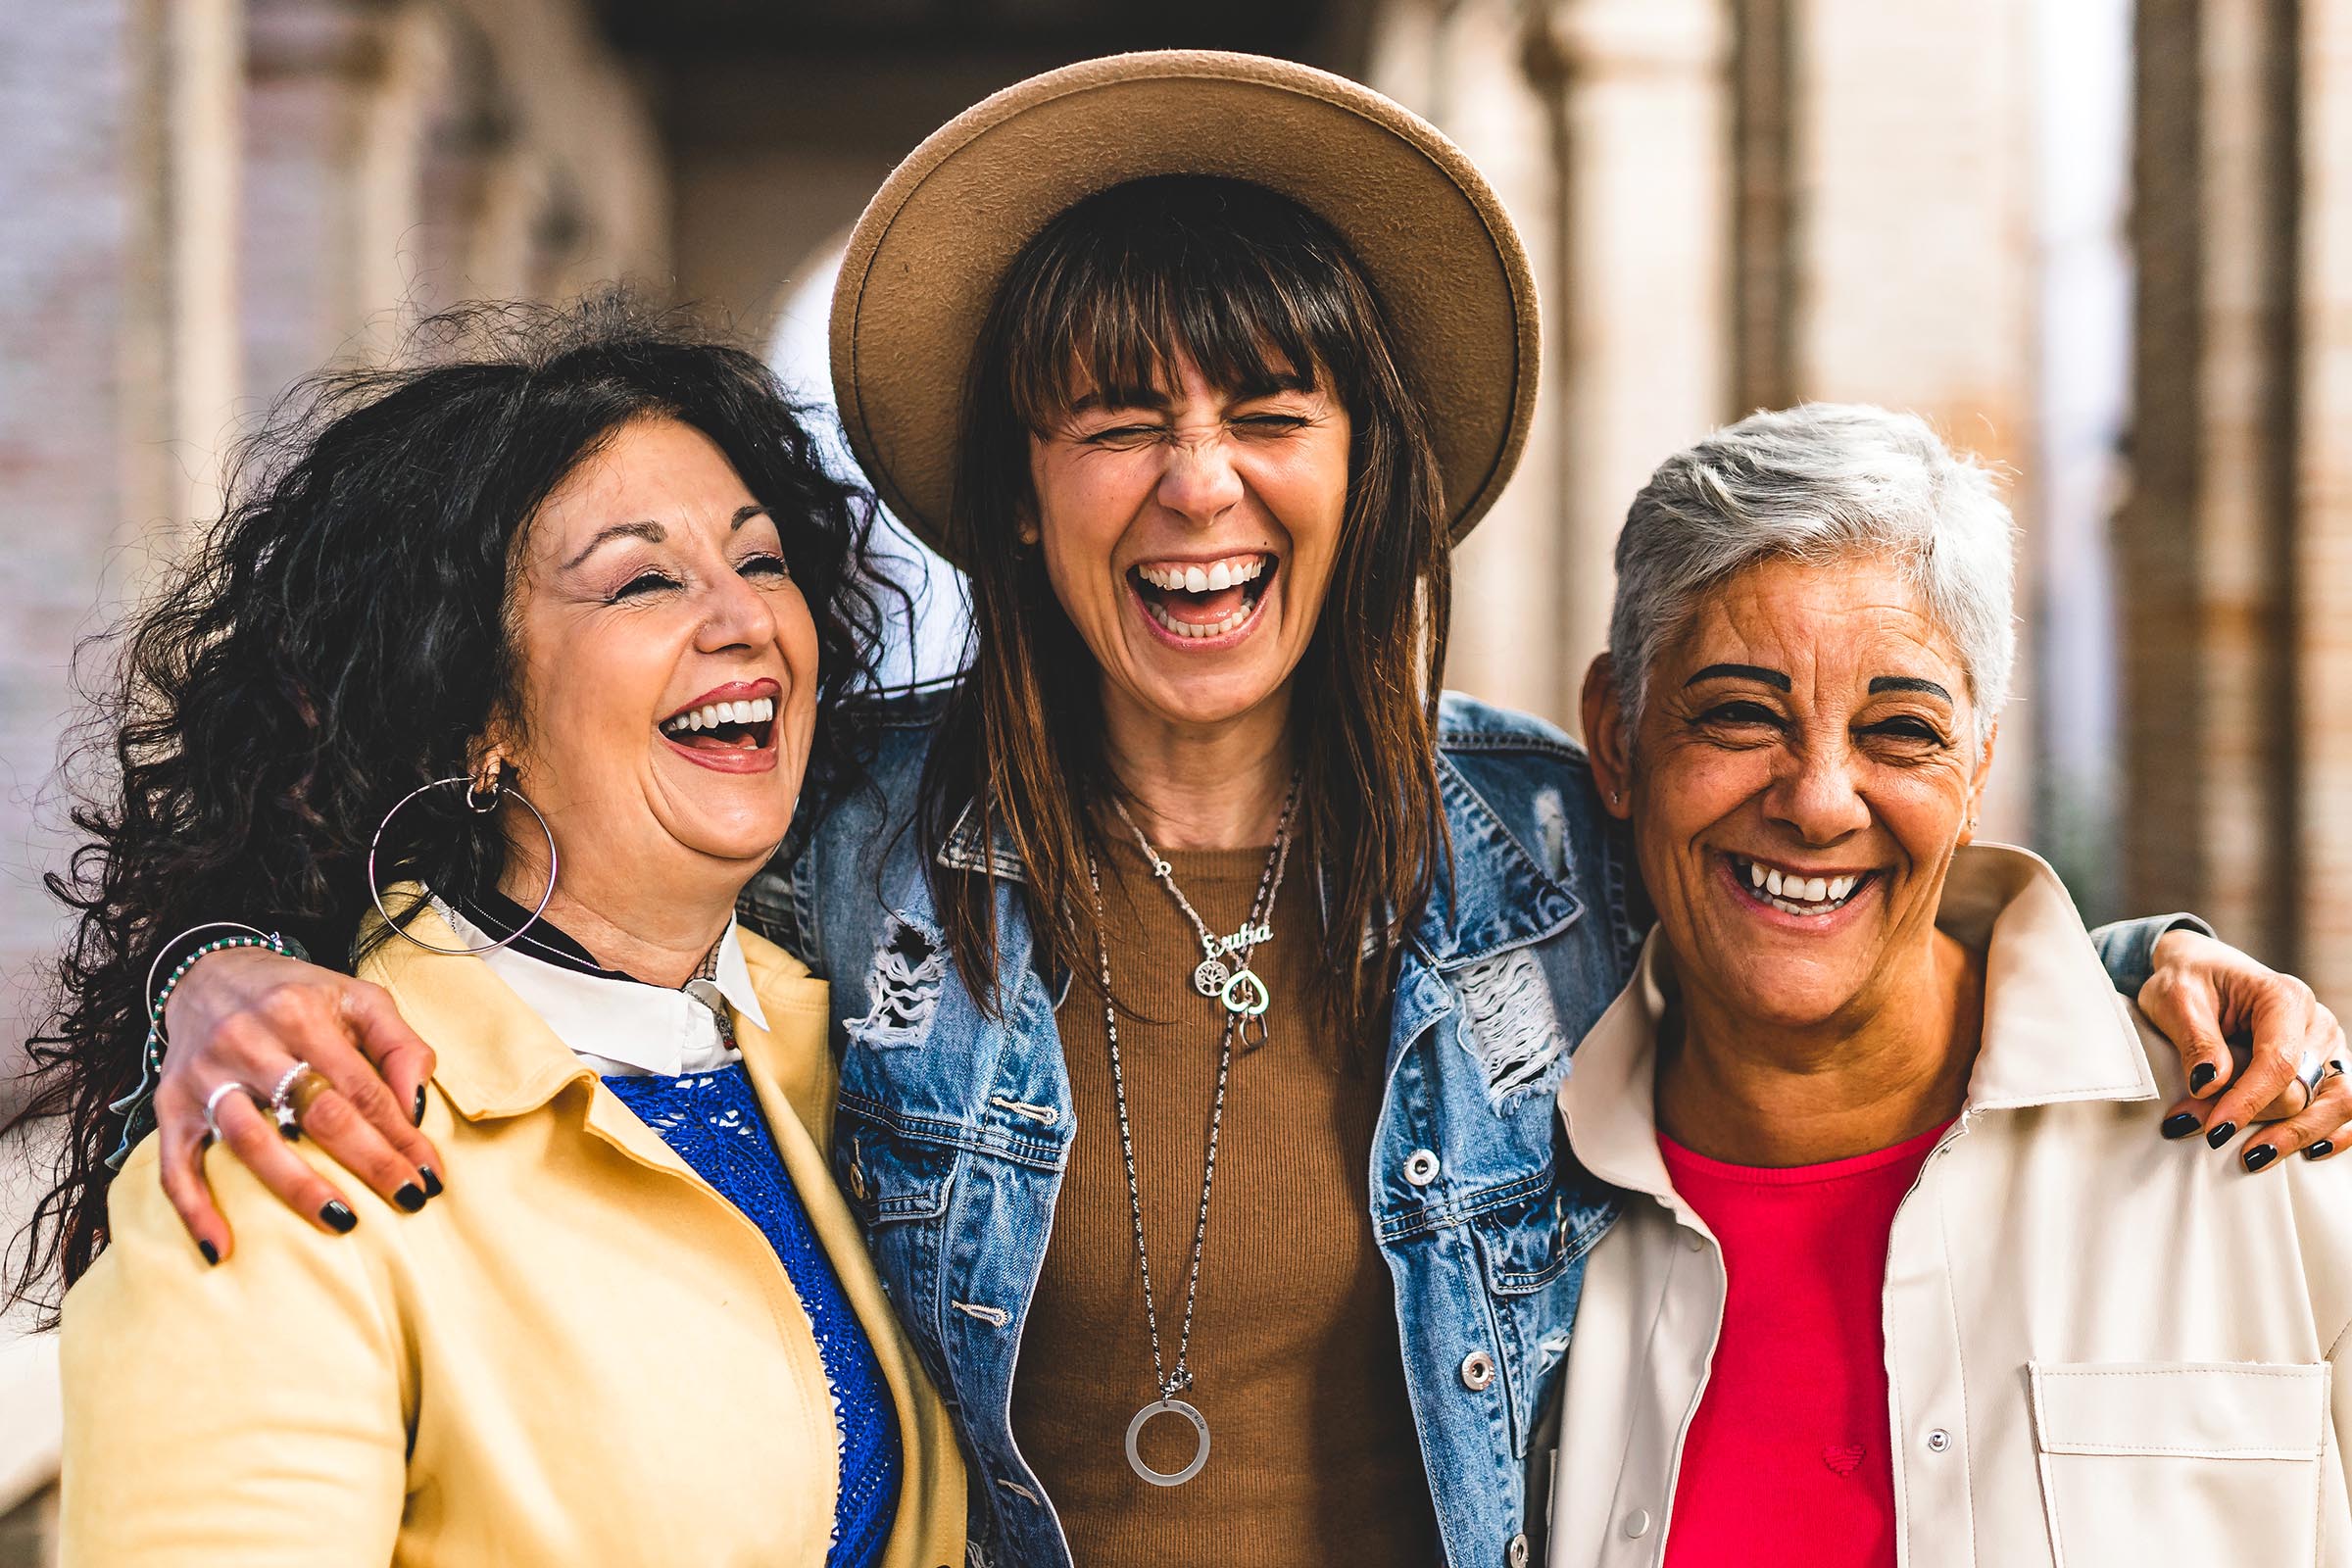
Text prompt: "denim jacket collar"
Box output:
[[1411, 753, 1583, 967]]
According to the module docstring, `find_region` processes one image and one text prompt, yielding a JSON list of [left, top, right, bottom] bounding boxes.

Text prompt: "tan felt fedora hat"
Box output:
[[829, 49, 1541, 567]]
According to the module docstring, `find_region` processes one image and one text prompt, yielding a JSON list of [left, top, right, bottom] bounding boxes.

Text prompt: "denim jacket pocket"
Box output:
[[1471, 1172, 1618, 1456], [834, 1098, 961, 1343]]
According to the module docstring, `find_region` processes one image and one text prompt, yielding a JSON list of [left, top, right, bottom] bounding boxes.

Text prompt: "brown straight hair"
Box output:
[[916, 175, 1452, 1042]]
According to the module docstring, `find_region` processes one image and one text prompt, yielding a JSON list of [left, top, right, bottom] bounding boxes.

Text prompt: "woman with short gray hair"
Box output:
[[1546, 404, 2352, 1568]]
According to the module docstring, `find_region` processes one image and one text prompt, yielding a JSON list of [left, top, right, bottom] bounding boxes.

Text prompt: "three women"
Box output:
[[25, 47, 2350, 1568]]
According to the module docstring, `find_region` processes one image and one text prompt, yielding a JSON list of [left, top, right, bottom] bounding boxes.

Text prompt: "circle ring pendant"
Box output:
[[1125, 1398, 1211, 1487]]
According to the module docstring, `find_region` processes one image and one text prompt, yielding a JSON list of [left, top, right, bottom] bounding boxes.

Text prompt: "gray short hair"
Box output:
[[1608, 404, 2017, 748]]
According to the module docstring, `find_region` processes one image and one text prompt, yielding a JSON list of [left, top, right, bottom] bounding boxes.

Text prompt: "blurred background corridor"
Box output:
[[2, 1, 2347, 1553]]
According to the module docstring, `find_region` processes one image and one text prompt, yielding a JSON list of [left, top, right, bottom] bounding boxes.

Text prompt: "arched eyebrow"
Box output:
[[1869, 675, 1953, 704], [563, 520, 664, 570], [1684, 662, 1791, 691], [562, 505, 771, 571]]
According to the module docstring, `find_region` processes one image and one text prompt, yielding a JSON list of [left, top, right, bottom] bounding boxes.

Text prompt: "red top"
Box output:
[[1655, 1120, 1952, 1568]]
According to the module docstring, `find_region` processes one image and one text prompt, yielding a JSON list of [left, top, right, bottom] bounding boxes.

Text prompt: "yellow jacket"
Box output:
[[61, 906, 964, 1568]]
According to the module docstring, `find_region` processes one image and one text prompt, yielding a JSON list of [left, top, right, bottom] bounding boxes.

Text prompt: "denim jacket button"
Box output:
[[1403, 1149, 1441, 1187], [1459, 1350, 1496, 1391], [1506, 1532, 1530, 1568]]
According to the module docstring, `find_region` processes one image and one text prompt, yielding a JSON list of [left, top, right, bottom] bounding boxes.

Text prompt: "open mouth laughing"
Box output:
[[657, 680, 781, 771], [1128, 551, 1277, 643]]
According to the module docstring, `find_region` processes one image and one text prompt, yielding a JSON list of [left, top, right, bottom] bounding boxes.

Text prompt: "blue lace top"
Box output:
[[604, 1065, 902, 1568]]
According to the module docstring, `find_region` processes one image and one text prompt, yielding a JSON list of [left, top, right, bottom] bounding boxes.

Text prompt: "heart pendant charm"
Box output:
[[1192, 957, 1231, 998], [1220, 967, 1271, 1017]]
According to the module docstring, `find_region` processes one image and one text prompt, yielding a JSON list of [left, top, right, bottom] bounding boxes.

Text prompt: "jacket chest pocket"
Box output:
[[833, 1100, 960, 1352], [1470, 1174, 1616, 1456], [2029, 1360, 2331, 1566]]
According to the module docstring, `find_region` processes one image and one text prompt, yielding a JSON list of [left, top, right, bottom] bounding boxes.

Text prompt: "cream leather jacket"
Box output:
[[1547, 846, 2352, 1568], [61, 905, 964, 1568]]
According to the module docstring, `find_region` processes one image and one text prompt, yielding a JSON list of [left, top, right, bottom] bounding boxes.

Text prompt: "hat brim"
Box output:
[[829, 49, 1541, 569]]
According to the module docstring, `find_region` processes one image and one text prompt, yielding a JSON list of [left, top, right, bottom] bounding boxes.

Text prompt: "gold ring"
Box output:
[[288, 1065, 333, 1120]]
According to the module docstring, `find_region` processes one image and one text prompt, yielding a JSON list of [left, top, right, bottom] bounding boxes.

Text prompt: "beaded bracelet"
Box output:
[[105, 927, 294, 1171]]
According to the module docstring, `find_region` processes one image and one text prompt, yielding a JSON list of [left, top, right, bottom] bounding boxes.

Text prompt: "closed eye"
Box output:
[[611, 569, 679, 602], [1866, 716, 1947, 744], [1700, 701, 1784, 727], [737, 552, 789, 579]]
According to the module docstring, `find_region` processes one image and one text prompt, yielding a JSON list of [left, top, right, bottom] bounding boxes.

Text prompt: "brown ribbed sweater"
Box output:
[[1008, 841, 1442, 1565]]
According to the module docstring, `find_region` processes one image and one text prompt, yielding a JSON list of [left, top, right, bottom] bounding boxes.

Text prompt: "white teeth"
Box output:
[[1144, 596, 1255, 639], [662, 695, 776, 735], [1137, 555, 1267, 591], [1736, 856, 1867, 913]]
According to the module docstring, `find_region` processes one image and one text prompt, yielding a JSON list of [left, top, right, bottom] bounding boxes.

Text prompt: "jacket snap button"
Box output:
[[1459, 1350, 1495, 1391], [1625, 1508, 1652, 1538], [1926, 1428, 1952, 1453], [1506, 1532, 1529, 1568], [1403, 1149, 1441, 1187]]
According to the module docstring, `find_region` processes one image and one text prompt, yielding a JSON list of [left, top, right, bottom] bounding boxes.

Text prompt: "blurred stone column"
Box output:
[[1364, 0, 1572, 724], [241, 0, 446, 408], [2121, 0, 2308, 971], [1783, 0, 2041, 839], [2295, 0, 2352, 999], [1365, 0, 1730, 731]]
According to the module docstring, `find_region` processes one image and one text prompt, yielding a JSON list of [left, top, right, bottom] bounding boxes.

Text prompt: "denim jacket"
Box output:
[[745, 689, 2195, 1568]]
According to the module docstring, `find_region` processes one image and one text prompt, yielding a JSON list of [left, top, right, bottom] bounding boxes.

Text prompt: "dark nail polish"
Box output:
[[414, 1085, 428, 1125], [2161, 1111, 2201, 1140], [319, 1200, 358, 1234], [2307, 1140, 2334, 1161], [2206, 1120, 2239, 1150], [418, 1165, 443, 1200], [198, 1240, 220, 1266], [2244, 1143, 2279, 1173], [392, 1183, 425, 1214], [278, 1119, 299, 1143], [2190, 1062, 2219, 1094]]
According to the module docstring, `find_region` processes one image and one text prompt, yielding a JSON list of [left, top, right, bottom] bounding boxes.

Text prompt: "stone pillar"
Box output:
[[1542, 0, 1734, 722], [1785, 0, 2041, 839], [0, 0, 243, 1095], [2121, 0, 2306, 966], [2295, 0, 2352, 999], [1364, 0, 1572, 724], [1366, 0, 1731, 731]]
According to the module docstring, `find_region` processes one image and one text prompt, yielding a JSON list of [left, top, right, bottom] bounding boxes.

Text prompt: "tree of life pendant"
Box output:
[[1192, 956, 1231, 997], [1126, 1397, 1211, 1486]]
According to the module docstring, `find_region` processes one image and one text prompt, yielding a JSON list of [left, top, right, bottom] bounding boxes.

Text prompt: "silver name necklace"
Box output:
[[1085, 774, 1300, 1487], [1112, 796, 1281, 1019]]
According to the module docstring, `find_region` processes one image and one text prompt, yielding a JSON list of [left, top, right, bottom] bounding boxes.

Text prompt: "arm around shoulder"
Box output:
[[61, 1139, 409, 1566]]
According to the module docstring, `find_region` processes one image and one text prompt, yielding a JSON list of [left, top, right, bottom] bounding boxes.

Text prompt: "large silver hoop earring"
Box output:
[[367, 773, 559, 956]]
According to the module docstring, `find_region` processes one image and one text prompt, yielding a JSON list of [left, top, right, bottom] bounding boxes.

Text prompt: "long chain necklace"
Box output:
[[1085, 775, 1301, 1488]]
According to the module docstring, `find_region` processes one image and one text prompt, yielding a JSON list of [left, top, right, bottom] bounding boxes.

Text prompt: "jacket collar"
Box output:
[[1558, 844, 2159, 1200], [359, 892, 824, 1124], [1410, 753, 1583, 966], [931, 753, 1581, 967]]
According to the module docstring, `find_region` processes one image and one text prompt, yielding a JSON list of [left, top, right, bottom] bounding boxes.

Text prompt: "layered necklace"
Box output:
[[1085, 774, 1301, 1488]]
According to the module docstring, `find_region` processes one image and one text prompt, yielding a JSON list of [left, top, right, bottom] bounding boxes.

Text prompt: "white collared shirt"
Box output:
[[1545, 844, 2352, 1568], [435, 900, 771, 1078]]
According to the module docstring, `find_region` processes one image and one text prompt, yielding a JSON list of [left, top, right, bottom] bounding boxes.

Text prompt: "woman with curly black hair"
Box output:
[[21, 296, 963, 1567]]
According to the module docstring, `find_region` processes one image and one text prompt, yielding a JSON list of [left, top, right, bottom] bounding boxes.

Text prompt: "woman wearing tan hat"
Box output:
[[134, 50, 2349, 1568]]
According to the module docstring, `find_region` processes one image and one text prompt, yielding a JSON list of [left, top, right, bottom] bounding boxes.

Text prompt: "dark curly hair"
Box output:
[[9, 292, 897, 1313]]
